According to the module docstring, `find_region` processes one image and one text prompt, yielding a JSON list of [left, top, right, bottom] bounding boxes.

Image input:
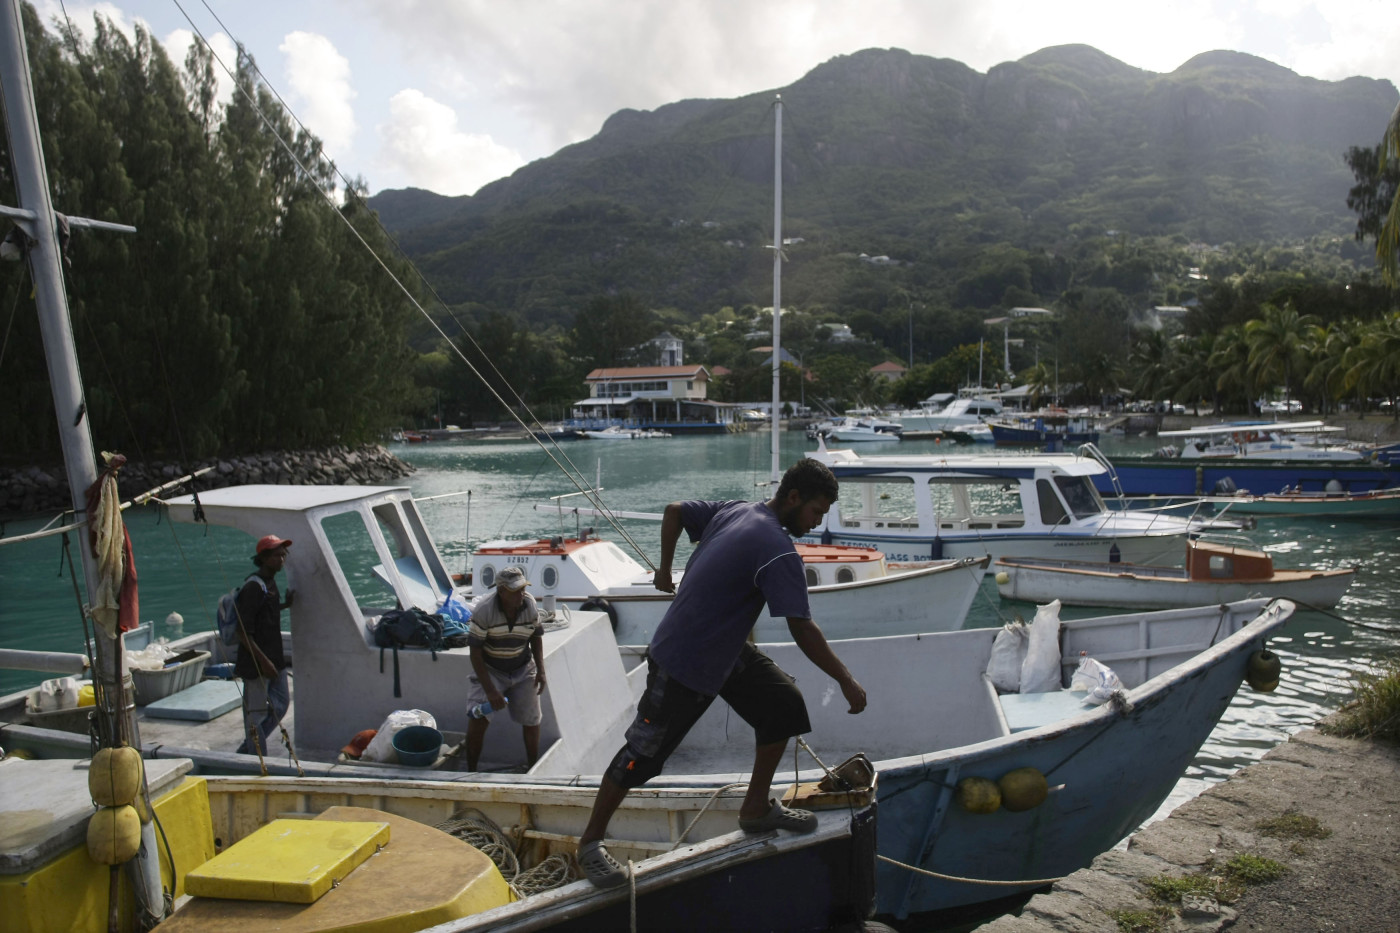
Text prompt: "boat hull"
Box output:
[[1223, 488, 1400, 518], [604, 557, 989, 645], [995, 559, 1354, 609], [1093, 457, 1398, 498], [807, 527, 1187, 565]]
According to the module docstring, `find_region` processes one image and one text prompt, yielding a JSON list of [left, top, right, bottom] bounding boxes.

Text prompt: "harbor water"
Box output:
[[2, 429, 1396, 829]]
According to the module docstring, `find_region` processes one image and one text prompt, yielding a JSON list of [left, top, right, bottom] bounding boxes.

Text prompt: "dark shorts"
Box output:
[[604, 642, 811, 789]]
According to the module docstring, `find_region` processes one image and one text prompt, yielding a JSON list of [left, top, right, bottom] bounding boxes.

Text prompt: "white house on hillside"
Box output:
[[575, 365, 733, 434]]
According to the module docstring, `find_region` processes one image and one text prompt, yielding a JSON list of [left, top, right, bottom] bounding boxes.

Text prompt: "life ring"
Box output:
[[578, 597, 618, 630]]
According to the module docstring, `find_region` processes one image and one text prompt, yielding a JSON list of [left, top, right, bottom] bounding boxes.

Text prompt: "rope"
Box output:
[[1292, 600, 1400, 635], [671, 782, 747, 849], [435, 809, 521, 884], [629, 859, 637, 933], [876, 854, 1065, 888]]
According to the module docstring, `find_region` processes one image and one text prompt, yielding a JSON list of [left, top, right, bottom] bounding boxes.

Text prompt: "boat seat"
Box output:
[[158, 806, 511, 932], [998, 690, 1092, 733]]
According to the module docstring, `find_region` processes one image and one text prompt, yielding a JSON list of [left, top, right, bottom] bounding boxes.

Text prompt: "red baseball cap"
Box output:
[[256, 535, 293, 555]]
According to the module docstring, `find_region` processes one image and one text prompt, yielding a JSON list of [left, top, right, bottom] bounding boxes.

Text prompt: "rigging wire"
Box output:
[[171, 0, 657, 567]]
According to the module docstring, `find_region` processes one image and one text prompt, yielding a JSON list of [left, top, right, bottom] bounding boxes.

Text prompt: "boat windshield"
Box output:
[[1054, 474, 1106, 519]]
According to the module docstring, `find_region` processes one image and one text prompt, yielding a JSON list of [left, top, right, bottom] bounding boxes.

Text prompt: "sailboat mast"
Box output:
[[0, 2, 101, 596], [769, 95, 783, 488]]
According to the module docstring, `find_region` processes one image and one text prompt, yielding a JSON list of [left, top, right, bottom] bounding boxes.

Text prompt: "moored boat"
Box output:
[[1217, 485, 1400, 518], [994, 537, 1355, 609]]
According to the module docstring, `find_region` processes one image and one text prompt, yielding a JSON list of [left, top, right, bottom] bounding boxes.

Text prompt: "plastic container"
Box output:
[[130, 650, 210, 706], [391, 725, 443, 767], [468, 697, 508, 719]]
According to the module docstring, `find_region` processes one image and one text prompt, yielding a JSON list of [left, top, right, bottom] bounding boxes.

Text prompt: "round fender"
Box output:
[[578, 597, 618, 630]]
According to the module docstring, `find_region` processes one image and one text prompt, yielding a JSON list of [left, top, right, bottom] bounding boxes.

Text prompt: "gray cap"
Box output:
[[495, 566, 530, 591]]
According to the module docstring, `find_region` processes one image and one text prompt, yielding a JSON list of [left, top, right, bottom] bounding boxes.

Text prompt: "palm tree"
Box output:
[[1209, 326, 1254, 415], [1244, 301, 1317, 409], [1023, 361, 1054, 408], [1302, 321, 1359, 417], [1377, 101, 1400, 286], [1167, 335, 1216, 415], [1343, 313, 1400, 419], [1127, 330, 1174, 406]]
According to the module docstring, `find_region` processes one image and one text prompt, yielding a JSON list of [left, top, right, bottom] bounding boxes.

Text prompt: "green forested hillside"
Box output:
[[373, 45, 1397, 326]]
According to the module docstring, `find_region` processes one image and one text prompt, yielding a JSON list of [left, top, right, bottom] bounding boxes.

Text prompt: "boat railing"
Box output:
[[1077, 442, 1126, 501]]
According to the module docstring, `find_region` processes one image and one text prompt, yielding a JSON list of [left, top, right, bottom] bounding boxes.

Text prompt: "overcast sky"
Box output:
[[33, 0, 1400, 198]]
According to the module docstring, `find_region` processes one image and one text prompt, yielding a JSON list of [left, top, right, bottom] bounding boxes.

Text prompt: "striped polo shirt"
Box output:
[[466, 590, 543, 673]]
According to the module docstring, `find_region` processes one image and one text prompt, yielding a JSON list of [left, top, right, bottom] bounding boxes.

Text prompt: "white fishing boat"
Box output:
[[994, 537, 1355, 609], [1158, 421, 1368, 462], [465, 534, 988, 645], [920, 394, 1004, 431], [800, 442, 1206, 564], [578, 425, 670, 440], [0, 22, 877, 930], [825, 417, 902, 443]]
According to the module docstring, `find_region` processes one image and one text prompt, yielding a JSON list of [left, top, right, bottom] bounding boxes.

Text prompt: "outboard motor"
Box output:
[[1212, 477, 1238, 496]]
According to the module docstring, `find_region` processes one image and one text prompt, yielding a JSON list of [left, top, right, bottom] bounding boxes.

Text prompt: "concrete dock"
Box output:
[[975, 725, 1400, 932]]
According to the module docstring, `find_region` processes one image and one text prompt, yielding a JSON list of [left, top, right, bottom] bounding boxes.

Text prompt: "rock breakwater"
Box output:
[[1, 444, 414, 516]]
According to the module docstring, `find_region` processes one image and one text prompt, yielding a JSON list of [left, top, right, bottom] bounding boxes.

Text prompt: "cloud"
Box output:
[[279, 31, 357, 154], [375, 88, 525, 195]]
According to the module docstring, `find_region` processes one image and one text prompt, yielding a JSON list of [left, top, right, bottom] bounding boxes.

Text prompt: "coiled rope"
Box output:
[[435, 808, 580, 898], [875, 854, 1065, 888]]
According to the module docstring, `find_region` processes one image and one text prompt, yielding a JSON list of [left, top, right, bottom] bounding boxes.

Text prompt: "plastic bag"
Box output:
[[1019, 599, 1063, 693], [986, 621, 1029, 693], [361, 709, 437, 763], [30, 676, 80, 712], [123, 643, 176, 672], [439, 593, 472, 624], [1069, 655, 1124, 706]]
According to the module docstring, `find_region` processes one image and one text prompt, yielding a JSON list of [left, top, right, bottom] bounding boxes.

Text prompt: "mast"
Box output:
[[769, 95, 783, 488]]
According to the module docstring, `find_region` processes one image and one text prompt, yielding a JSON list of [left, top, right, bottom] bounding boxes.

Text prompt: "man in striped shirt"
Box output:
[[465, 566, 546, 771]]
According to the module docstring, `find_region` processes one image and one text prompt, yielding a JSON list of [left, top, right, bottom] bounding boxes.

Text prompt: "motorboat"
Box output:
[[988, 410, 1100, 447], [1158, 421, 1367, 462], [799, 442, 1207, 564], [824, 417, 902, 443], [579, 425, 671, 440], [920, 394, 1004, 431], [466, 533, 989, 644], [994, 536, 1355, 609]]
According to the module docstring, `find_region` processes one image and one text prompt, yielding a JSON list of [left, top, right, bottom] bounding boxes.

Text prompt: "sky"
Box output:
[[31, 0, 1400, 198]]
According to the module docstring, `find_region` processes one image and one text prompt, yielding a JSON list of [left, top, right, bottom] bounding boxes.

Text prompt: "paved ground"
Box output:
[[975, 725, 1400, 933]]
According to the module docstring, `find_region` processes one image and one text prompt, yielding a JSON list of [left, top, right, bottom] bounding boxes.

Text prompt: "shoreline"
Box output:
[[0, 444, 415, 518], [975, 722, 1400, 932]]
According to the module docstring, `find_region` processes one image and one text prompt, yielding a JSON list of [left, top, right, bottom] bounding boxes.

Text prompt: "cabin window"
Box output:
[[834, 475, 917, 528], [1036, 479, 1069, 525], [319, 511, 395, 608], [1053, 475, 1104, 519], [541, 565, 559, 588], [836, 567, 856, 584], [928, 478, 1021, 522], [805, 567, 820, 587], [1209, 555, 1234, 578]]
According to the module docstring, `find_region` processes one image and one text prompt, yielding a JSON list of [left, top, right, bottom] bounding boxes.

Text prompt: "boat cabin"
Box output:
[[1185, 539, 1274, 581]]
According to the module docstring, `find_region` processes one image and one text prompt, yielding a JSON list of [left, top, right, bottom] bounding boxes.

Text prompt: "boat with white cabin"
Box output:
[[1158, 421, 1367, 461], [799, 442, 1208, 564]]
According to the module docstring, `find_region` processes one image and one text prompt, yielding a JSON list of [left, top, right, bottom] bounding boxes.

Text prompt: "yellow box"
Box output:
[[184, 819, 390, 904]]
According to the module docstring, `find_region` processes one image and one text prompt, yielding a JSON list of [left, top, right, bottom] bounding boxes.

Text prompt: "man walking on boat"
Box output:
[[234, 535, 294, 756], [464, 565, 547, 771], [577, 458, 867, 888]]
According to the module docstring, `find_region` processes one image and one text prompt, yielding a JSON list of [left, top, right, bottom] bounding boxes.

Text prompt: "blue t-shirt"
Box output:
[[648, 500, 811, 695]]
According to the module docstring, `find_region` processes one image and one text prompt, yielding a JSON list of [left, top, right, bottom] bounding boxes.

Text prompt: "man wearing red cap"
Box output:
[[233, 535, 295, 755]]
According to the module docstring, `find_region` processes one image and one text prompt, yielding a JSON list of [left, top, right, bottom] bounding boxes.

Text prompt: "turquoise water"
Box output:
[[2, 430, 1397, 812]]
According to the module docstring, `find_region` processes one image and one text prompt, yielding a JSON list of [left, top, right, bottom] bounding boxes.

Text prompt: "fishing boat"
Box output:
[[1, 758, 876, 933], [987, 410, 1100, 448], [825, 417, 902, 443], [799, 443, 1209, 564], [578, 425, 671, 440], [994, 536, 1355, 609], [465, 533, 988, 645], [1081, 439, 1399, 499], [0, 21, 878, 930], [1218, 485, 1400, 518], [920, 393, 1004, 431], [1157, 421, 1370, 461]]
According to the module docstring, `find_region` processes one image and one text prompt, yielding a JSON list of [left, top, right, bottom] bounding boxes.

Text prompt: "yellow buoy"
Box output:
[[1246, 649, 1281, 692], [998, 767, 1049, 812], [89, 745, 143, 807], [955, 776, 1002, 813], [995, 571, 1010, 585], [87, 804, 141, 865]]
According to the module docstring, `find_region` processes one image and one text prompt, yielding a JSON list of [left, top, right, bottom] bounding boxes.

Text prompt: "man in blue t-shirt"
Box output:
[[577, 458, 867, 888]]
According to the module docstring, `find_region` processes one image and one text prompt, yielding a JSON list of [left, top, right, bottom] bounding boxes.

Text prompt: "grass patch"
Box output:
[[1142, 873, 1225, 903], [1223, 853, 1288, 884], [1110, 906, 1172, 933], [1320, 655, 1400, 743], [1255, 809, 1331, 841]]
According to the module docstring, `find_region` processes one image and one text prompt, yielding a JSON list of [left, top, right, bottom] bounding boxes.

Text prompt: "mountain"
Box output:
[[369, 45, 1397, 325]]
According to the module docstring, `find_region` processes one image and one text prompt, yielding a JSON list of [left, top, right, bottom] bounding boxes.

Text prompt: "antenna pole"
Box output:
[[770, 95, 783, 489]]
